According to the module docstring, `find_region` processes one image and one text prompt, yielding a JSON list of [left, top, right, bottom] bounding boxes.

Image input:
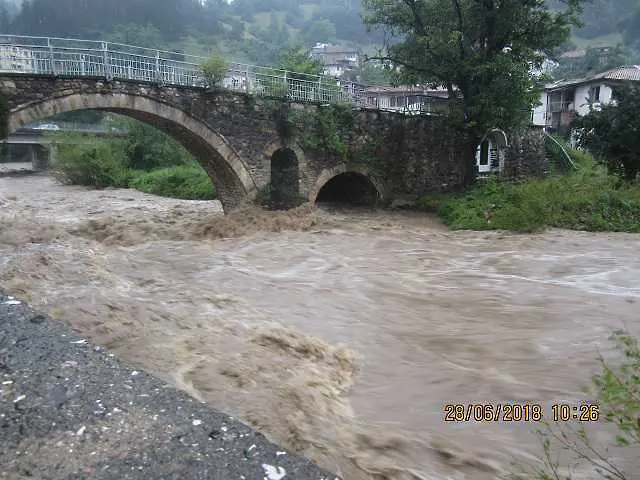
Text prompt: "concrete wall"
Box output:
[[532, 91, 548, 127]]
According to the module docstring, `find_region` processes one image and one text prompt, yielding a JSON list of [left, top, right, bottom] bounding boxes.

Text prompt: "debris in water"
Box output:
[[76, 426, 86, 436], [3, 300, 20, 305], [262, 464, 287, 480], [192, 419, 202, 426], [71, 339, 87, 344]]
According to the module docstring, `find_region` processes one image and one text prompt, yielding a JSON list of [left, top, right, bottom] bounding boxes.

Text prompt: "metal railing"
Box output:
[[544, 132, 577, 174], [0, 33, 386, 107]]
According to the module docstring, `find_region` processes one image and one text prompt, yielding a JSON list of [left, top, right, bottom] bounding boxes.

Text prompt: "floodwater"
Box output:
[[1, 174, 639, 480]]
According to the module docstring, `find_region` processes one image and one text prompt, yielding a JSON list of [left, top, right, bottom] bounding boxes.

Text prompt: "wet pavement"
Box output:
[[0, 290, 338, 480]]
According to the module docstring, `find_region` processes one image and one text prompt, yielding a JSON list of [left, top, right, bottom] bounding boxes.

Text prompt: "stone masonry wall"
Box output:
[[1, 74, 548, 209]]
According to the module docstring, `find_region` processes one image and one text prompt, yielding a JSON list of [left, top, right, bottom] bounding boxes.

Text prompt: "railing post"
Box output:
[[47, 37, 56, 76], [155, 50, 161, 84], [283, 70, 288, 99], [102, 41, 111, 80]]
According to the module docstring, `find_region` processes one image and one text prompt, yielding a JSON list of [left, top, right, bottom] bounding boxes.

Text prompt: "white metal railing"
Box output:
[[0, 33, 390, 107]]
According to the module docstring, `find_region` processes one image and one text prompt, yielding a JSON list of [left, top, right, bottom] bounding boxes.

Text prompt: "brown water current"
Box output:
[[1, 175, 639, 480]]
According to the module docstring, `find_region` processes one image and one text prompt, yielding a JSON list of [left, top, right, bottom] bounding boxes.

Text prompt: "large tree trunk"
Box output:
[[460, 134, 480, 188]]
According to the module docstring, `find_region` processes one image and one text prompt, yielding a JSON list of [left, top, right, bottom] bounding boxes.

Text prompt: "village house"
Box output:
[[310, 43, 360, 77], [531, 65, 640, 134], [359, 85, 450, 114]]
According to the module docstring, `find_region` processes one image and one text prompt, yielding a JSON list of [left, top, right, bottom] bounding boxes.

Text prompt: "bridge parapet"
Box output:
[[0, 34, 388, 109]]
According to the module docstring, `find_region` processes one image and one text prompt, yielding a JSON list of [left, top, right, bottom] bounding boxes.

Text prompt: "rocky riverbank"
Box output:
[[0, 290, 338, 480]]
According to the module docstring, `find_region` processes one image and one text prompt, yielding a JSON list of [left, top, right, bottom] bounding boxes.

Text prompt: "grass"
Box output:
[[129, 165, 216, 200], [417, 151, 640, 233]]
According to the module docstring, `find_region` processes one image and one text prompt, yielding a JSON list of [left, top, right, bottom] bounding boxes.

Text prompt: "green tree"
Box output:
[[553, 45, 630, 80], [277, 45, 323, 76], [200, 50, 230, 87], [572, 84, 640, 181], [304, 18, 337, 44], [362, 0, 585, 186], [343, 63, 393, 85], [108, 116, 196, 171], [106, 24, 165, 49]]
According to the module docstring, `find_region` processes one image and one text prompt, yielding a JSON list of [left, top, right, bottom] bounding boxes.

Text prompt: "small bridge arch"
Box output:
[[7, 92, 258, 212], [264, 139, 309, 207], [310, 164, 384, 206]]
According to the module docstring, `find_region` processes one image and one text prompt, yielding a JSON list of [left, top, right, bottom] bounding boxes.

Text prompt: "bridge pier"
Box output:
[[30, 144, 51, 171]]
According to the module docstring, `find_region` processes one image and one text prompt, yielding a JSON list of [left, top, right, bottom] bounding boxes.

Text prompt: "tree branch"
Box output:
[[401, 0, 427, 35]]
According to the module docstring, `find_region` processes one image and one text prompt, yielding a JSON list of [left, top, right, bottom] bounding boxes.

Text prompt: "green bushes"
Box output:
[[50, 140, 131, 188], [521, 330, 640, 480], [417, 155, 640, 233], [49, 133, 216, 201], [129, 165, 216, 200]]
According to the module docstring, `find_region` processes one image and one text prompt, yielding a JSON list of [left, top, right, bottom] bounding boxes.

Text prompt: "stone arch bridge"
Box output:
[[2, 75, 493, 211], [0, 37, 546, 211]]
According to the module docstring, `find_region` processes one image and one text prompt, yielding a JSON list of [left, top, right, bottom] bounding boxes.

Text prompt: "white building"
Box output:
[[532, 65, 640, 132], [310, 43, 359, 78]]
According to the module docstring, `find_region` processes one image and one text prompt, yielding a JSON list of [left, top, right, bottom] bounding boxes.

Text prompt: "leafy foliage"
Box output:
[[518, 330, 640, 480], [200, 51, 231, 87], [50, 138, 131, 188], [109, 117, 196, 171], [572, 84, 640, 181], [105, 23, 165, 49], [417, 151, 640, 233], [552, 45, 631, 80], [129, 165, 216, 200], [362, 0, 585, 185], [48, 118, 216, 201]]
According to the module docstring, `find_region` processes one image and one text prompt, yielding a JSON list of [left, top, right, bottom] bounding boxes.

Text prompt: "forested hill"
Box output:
[[0, 0, 383, 65], [1, 0, 639, 68]]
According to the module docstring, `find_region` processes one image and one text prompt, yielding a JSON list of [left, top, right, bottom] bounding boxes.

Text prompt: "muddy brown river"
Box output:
[[1, 174, 638, 480]]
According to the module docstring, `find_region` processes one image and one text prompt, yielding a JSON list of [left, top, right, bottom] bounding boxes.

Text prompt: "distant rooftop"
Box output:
[[546, 65, 640, 90], [311, 43, 359, 54]]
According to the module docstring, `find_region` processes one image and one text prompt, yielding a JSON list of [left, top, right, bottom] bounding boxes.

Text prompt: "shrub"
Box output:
[[200, 51, 230, 87], [50, 140, 130, 188], [518, 331, 640, 479], [418, 157, 640, 233], [128, 164, 216, 200]]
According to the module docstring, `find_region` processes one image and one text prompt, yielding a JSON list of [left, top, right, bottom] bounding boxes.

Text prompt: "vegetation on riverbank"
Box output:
[[417, 148, 640, 233], [49, 118, 216, 201], [518, 330, 640, 480]]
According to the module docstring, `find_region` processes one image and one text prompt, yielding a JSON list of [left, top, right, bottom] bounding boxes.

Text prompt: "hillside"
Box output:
[[1, 0, 639, 72], [0, 0, 384, 65]]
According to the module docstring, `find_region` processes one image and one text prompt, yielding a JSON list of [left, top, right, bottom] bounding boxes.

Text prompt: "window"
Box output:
[[479, 140, 489, 165], [590, 85, 601, 102]]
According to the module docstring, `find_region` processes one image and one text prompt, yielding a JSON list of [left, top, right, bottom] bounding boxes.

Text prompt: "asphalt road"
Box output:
[[0, 289, 339, 480]]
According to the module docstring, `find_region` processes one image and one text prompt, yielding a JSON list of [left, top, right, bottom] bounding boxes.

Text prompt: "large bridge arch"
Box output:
[[7, 93, 258, 212], [310, 164, 385, 206]]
